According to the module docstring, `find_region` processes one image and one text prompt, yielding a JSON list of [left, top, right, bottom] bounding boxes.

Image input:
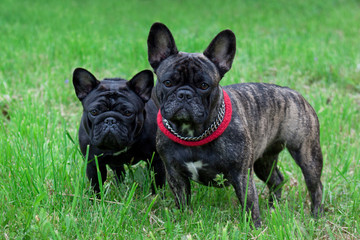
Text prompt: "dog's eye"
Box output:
[[200, 82, 209, 90], [163, 80, 172, 87], [89, 109, 99, 116], [123, 110, 132, 117]]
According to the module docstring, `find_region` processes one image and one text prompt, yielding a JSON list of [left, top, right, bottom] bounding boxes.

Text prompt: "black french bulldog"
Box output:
[[147, 23, 323, 227], [72, 68, 165, 194]]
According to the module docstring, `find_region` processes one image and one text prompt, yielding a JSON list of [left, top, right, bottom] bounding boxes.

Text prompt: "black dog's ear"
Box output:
[[73, 68, 100, 101], [127, 70, 154, 102], [147, 22, 178, 71], [203, 30, 236, 77]]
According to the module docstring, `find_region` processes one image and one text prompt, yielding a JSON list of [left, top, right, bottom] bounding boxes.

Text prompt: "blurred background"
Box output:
[[0, 0, 359, 238]]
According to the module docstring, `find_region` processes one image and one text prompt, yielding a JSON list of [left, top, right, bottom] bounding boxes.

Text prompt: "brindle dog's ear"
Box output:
[[73, 68, 100, 101], [203, 30, 236, 78], [127, 70, 154, 102], [147, 22, 178, 71]]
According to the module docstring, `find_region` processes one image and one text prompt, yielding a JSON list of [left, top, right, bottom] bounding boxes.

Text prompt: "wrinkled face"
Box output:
[[83, 80, 145, 150], [155, 53, 221, 125], [73, 68, 154, 151], [147, 23, 236, 132]]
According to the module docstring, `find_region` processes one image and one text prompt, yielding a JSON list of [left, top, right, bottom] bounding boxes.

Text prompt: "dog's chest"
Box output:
[[184, 160, 206, 182], [177, 152, 224, 185], [162, 137, 240, 185]]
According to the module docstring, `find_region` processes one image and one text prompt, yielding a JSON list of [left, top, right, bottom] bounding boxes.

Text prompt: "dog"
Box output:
[[72, 68, 165, 194], [147, 22, 323, 227]]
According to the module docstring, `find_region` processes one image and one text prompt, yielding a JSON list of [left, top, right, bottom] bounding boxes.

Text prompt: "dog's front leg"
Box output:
[[230, 169, 261, 228], [165, 166, 191, 210], [109, 164, 126, 184]]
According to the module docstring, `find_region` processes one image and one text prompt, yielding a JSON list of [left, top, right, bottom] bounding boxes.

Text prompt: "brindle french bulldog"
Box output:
[[73, 68, 165, 194], [147, 22, 323, 227]]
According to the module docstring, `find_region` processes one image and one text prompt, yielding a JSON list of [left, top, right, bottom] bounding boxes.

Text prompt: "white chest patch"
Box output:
[[185, 161, 206, 181]]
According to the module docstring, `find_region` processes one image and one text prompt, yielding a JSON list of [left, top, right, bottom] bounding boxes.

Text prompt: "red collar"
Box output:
[[157, 89, 232, 147]]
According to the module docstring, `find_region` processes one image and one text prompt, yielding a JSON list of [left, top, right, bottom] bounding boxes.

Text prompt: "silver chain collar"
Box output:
[[162, 100, 226, 141]]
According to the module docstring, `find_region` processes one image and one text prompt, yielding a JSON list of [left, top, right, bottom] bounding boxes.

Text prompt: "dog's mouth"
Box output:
[[91, 123, 130, 150], [163, 102, 206, 124], [173, 108, 195, 122], [97, 132, 120, 150]]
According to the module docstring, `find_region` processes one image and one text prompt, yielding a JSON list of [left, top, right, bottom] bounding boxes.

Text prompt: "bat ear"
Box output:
[[72, 68, 100, 100], [203, 30, 236, 77], [127, 70, 154, 102], [147, 22, 178, 71]]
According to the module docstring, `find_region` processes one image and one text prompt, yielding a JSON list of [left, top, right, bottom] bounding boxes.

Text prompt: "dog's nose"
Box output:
[[177, 89, 193, 101], [104, 117, 116, 125]]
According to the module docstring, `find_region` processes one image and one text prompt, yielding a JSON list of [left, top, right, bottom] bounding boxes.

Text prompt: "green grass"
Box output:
[[1, 0, 359, 238]]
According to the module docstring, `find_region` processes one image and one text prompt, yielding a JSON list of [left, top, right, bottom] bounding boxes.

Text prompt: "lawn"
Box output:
[[0, 0, 359, 239]]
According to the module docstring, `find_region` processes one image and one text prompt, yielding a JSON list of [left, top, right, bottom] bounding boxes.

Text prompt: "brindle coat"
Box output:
[[147, 22, 323, 227]]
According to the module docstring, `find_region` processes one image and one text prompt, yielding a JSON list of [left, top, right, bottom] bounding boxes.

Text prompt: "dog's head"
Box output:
[[147, 22, 236, 135], [73, 68, 153, 151]]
